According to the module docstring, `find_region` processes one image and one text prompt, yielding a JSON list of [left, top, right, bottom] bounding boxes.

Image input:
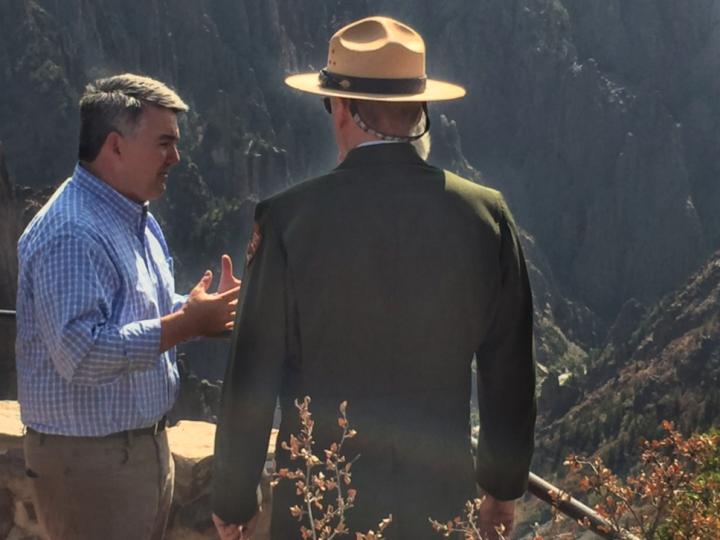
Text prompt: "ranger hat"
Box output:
[[285, 16, 466, 102]]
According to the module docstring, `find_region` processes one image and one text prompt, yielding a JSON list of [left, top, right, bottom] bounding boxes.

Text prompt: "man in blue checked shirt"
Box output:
[[16, 73, 241, 540]]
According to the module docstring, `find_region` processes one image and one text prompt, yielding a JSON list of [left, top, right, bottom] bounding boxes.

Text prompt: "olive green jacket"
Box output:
[[212, 143, 536, 538]]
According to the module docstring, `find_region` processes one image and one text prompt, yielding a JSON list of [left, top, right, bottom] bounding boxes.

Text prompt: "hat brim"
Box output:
[[284, 73, 466, 102]]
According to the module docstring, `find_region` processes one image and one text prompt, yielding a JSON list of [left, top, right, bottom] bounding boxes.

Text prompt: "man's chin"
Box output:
[[145, 182, 166, 202]]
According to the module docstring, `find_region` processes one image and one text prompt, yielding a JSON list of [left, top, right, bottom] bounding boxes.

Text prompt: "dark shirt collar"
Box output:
[[336, 142, 427, 171], [72, 163, 149, 238]]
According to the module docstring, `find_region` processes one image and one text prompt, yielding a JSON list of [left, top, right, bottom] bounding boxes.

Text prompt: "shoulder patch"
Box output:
[[245, 222, 263, 267]]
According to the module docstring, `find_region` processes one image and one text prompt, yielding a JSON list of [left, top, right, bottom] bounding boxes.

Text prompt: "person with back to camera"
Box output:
[[211, 16, 536, 540]]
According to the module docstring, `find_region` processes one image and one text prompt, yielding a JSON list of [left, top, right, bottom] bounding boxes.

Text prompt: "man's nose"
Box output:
[[168, 145, 180, 165]]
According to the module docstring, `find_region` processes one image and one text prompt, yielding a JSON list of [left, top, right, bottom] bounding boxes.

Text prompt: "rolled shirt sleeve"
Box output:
[[32, 232, 162, 386]]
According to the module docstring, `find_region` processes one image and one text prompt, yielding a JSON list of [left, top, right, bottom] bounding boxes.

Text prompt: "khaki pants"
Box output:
[[24, 429, 174, 540]]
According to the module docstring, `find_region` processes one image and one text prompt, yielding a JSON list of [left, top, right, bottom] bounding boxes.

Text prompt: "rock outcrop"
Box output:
[[169, 355, 223, 423], [534, 251, 720, 478], [0, 144, 19, 400]]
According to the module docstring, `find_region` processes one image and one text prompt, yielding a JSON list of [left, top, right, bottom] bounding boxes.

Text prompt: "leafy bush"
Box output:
[[564, 421, 720, 539]]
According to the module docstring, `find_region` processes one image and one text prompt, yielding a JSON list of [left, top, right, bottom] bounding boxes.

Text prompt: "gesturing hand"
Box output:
[[183, 270, 239, 336], [217, 254, 241, 295], [159, 269, 240, 351]]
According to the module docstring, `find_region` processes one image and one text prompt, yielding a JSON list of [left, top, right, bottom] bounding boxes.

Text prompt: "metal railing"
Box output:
[[0, 307, 634, 539], [528, 473, 640, 539]]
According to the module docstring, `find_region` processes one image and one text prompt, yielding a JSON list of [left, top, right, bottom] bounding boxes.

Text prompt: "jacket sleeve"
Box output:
[[211, 203, 288, 523], [474, 196, 537, 500]]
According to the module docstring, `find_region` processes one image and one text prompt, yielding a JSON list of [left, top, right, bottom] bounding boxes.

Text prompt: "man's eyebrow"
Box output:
[[158, 133, 179, 141]]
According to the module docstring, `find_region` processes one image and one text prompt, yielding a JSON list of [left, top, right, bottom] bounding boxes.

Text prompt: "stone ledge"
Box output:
[[0, 401, 22, 451]]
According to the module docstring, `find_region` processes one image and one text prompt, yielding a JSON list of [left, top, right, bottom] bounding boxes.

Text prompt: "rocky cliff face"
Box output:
[[566, 0, 720, 242], [0, 144, 20, 399], [514, 250, 720, 534], [534, 251, 720, 479], [365, 0, 713, 317], [0, 0, 320, 286], [2, 0, 716, 316]]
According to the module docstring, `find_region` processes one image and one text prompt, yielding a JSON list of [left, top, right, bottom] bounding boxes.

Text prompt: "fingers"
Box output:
[[239, 517, 258, 540], [221, 253, 234, 278], [195, 270, 213, 292], [218, 254, 240, 293], [218, 285, 241, 300], [185, 274, 238, 336]]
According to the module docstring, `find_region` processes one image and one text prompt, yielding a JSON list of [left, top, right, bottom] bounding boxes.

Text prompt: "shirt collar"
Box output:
[[356, 140, 404, 149], [71, 163, 149, 237]]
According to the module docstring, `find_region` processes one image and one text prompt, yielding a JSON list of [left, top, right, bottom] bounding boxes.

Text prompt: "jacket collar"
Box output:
[[336, 142, 426, 171]]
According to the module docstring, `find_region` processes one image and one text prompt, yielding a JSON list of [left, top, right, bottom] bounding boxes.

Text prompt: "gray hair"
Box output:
[[354, 100, 424, 138], [78, 73, 189, 162]]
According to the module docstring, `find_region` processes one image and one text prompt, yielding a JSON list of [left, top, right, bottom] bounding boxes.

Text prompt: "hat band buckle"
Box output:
[[319, 69, 427, 95]]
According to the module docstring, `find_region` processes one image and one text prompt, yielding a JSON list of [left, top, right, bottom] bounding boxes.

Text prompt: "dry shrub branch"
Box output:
[[272, 397, 392, 540]]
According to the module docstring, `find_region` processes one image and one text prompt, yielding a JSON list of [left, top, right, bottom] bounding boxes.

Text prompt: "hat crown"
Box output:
[[326, 17, 426, 79], [284, 15, 465, 102]]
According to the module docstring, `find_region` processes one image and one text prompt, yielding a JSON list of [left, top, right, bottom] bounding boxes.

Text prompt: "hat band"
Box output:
[[319, 69, 427, 95]]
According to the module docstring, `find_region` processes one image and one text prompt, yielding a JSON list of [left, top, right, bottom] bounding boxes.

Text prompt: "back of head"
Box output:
[[352, 99, 430, 158], [353, 100, 424, 138], [284, 16, 464, 161], [78, 73, 189, 162]]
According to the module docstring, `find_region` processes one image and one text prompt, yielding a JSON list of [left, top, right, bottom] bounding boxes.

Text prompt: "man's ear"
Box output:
[[334, 98, 352, 130], [99, 131, 124, 163]]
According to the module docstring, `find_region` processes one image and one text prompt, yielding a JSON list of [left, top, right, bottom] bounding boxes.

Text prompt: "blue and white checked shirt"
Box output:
[[16, 164, 183, 436]]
